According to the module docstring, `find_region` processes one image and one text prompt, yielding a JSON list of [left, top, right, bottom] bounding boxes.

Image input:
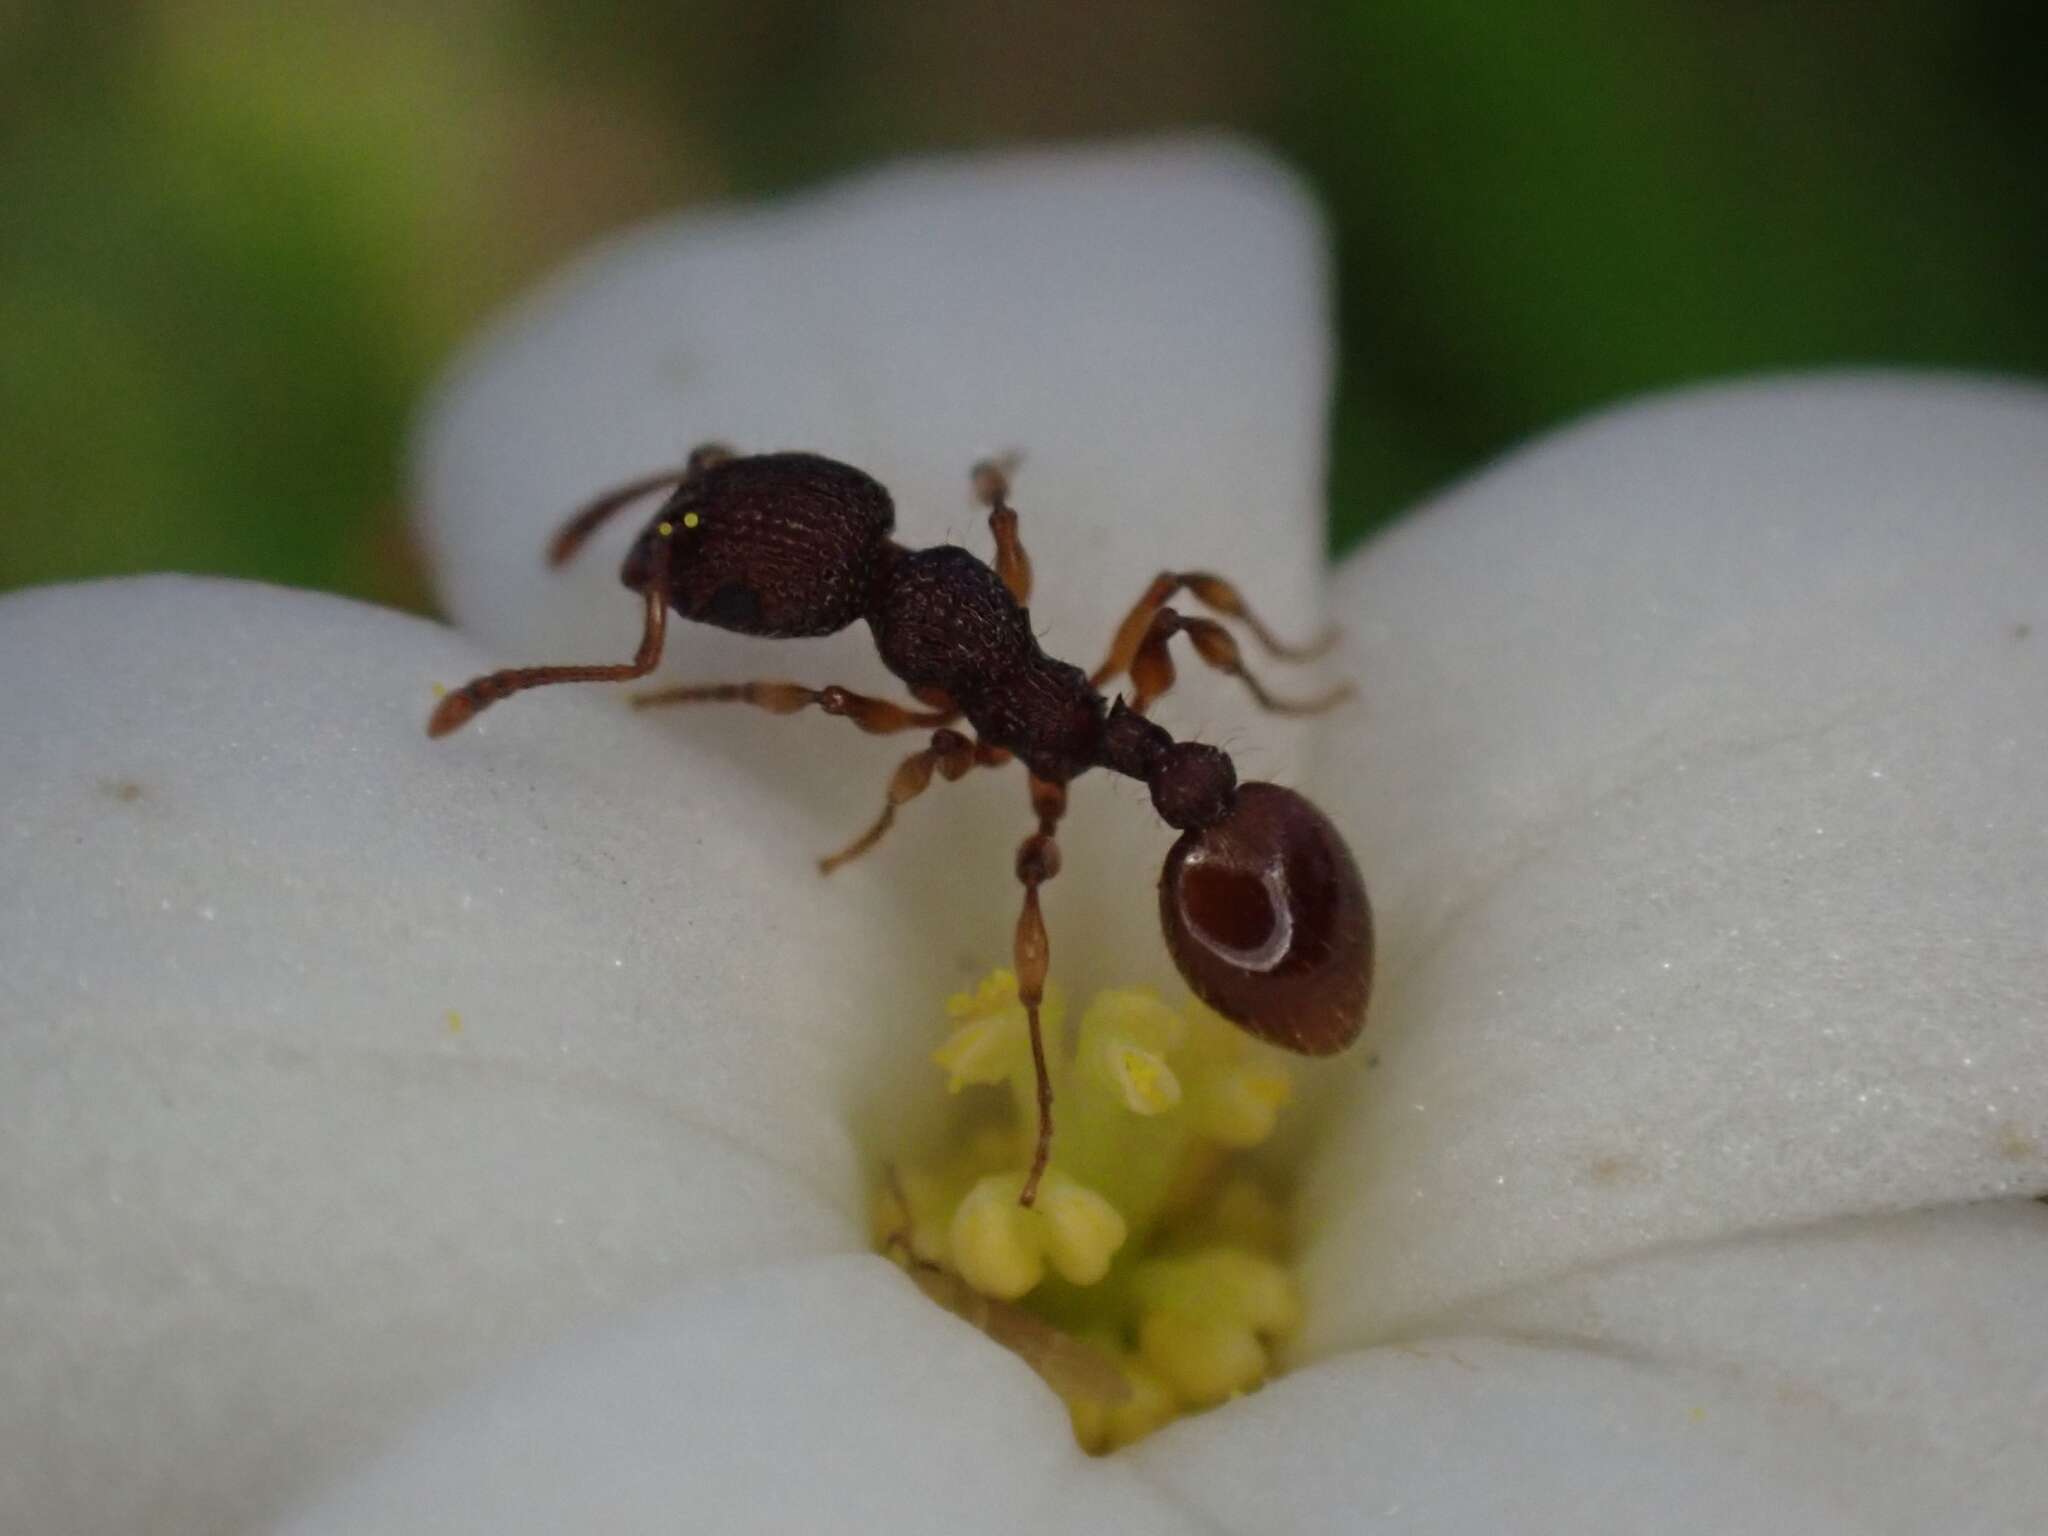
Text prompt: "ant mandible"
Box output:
[[428, 446, 1374, 1205]]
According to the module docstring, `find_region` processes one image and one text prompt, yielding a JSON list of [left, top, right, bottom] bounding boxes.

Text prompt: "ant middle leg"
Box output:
[[1126, 607, 1351, 718], [1092, 570, 1337, 689], [632, 680, 958, 735], [817, 729, 1004, 875], [1012, 774, 1067, 1206], [972, 453, 1031, 606]]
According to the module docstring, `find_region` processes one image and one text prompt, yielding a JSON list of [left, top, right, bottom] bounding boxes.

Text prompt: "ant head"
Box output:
[[619, 511, 681, 595], [619, 452, 895, 638], [1158, 781, 1372, 1056]]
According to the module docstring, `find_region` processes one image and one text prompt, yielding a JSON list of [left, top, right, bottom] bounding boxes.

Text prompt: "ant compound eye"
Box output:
[[1158, 782, 1372, 1056]]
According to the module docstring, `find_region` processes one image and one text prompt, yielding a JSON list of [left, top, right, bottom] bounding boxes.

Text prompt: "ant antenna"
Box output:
[[546, 470, 690, 569], [545, 444, 736, 568]]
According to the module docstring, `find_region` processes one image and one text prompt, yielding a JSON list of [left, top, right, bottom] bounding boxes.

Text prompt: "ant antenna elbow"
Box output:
[[545, 470, 688, 568], [546, 444, 738, 569]]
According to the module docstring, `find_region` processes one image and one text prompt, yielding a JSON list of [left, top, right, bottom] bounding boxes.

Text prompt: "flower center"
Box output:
[[873, 970, 1303, 1452]]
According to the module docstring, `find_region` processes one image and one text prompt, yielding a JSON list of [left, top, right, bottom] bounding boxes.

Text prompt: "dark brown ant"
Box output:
[[428, 446, 1374, 1205]]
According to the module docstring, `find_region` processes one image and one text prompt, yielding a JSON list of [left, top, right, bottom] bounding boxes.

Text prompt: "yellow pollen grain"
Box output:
[[1104, 1038, 1181, 1115], [444, 1009, 463, 1034], [682, 511, 701, 528], [933, 1011, 1021, 1091]]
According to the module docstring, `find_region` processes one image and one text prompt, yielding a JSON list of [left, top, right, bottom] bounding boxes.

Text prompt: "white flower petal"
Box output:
[[414, 140, 1341, 1000], [1305, 376, 2048, 1343], [1136, 1201, 2048, 1532], [18, 130, 2040, 1527], [283, 1257, 1190, 1536], [0, 577, 909, 1529], [300, 1207, 2048, 1534]]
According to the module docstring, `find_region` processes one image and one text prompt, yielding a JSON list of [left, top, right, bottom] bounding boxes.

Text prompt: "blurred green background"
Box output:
[[3, 0, 2042, 610]]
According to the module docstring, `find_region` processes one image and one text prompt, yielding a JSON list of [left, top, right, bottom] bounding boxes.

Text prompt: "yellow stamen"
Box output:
[[1137, 1312, 1267, 1407], [1192, 1061, 1293, 1146], [1102, 1036, 1181, 1115], [1035, 1172, 1128, 1286], [932, 1011, 1022, 1091], [882, 970, 1310, 1451], [933, 969, 1066, 1095], [951, 1173, 1047, 1299]]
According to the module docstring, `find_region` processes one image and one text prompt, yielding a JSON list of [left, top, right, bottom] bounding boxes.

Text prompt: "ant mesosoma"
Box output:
[[428, 446, 1374, 1205]]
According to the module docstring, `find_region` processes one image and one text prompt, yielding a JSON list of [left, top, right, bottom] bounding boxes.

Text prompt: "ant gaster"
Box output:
[[429, 446, 1374, 1205]]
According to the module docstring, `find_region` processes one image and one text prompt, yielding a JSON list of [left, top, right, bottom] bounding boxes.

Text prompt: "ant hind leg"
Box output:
[[1092, 570, 1337, 689], [1126, 607, 1350, 718], [1012, 775, 1067, 1206]]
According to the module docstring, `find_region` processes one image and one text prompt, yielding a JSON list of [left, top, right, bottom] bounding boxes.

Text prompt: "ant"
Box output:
[[428, 445, 1374, 1205]]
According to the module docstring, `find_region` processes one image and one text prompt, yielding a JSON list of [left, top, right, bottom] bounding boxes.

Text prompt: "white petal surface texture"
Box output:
[[415, 139, 1338, 1027], [0, 578, 886, 1532], [1139, 1201, 2048, 1533], [1305, 376, 2048, 1346], [10, 126, 2045, 1534], [292, 376, 2048, 1535], [285, 1257, 1187, 1536]]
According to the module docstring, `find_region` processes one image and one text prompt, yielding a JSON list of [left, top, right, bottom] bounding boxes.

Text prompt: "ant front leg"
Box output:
[[1092, 570, 1337, 689], [972, 453, 1031, 606], [1012, 774, 1067, 1207], [428, 536, 674, 736], [818, 729, 1004, 875], [1124, 607, 1351, 718], [631, 680, 957, 735]]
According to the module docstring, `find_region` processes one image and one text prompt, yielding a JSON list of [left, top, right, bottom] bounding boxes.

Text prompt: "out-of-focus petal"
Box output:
[[283, 1257, 1192, 1536], [0, 577, 906, 1529], [1304, 376, 2048, 1342]]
